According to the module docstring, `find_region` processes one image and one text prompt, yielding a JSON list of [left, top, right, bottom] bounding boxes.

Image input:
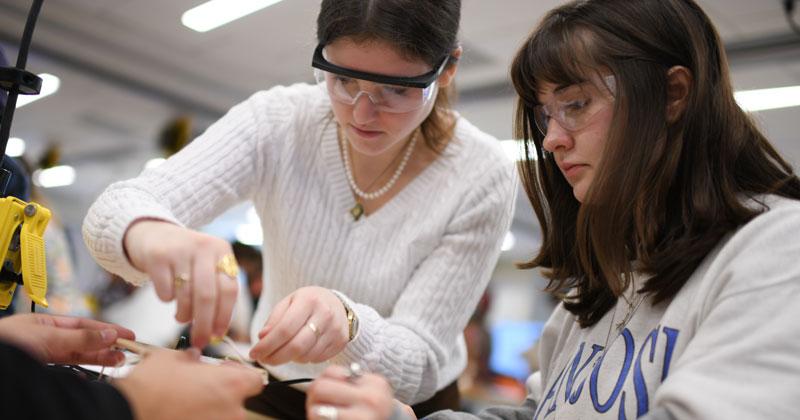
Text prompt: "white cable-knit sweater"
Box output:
[[82, 83, 517, 403]]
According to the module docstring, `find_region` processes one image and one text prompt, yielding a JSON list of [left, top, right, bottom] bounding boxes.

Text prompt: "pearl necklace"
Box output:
[[340, 129, 418, 220]]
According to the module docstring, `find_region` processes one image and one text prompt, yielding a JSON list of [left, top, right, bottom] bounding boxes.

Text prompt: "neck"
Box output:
[[344, 129, 419, 188]]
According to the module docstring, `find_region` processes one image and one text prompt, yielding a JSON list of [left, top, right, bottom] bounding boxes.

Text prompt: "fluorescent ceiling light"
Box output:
[[182, 0, 286, 33], [735, 85, 800, 112], [33, 165, 75, 188], [6, 137, 26, 157], [16, 73, 60, 108]]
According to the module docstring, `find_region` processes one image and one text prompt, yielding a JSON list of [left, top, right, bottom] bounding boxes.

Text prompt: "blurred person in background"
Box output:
[[305, 0, 800, 419]]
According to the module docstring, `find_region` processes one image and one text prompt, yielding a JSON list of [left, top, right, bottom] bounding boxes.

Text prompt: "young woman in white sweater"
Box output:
[[82, 0, 516, 418], [305, 0, 800, 419]]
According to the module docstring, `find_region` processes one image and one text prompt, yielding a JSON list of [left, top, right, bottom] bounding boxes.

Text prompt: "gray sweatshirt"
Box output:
[[429, 195, 800, 419]]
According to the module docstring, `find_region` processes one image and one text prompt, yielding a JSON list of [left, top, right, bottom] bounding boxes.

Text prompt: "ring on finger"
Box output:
[[174, 273, 191, 288], [216, 254, 240, 279], [348, 362, 363, 381], [306, 321, 321, 337], [313, 405, 338, 420]]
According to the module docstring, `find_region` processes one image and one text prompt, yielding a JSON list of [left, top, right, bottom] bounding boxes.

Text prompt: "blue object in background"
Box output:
[[489, 320, 545, 382]]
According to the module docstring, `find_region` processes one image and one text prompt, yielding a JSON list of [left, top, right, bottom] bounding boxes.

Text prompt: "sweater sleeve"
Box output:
[[82, 85, 304, 285], [334, 160, 519, 403], [0, 342, 134, 420], [651, 199, 800, 420]]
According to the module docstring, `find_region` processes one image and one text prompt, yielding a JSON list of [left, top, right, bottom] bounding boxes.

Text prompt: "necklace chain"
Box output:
[[340, 128, 419, 201], [599, 281, 646, 359]]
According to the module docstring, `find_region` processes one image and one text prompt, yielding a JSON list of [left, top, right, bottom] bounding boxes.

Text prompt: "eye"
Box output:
[[387, 86, 409, 96], [334, 75, 355, 85], [562, 99, 590, 116]]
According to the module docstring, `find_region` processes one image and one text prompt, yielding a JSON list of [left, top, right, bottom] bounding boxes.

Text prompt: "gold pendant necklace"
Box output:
[[350, 202, 365, 221], [339, 127, 418, 222]]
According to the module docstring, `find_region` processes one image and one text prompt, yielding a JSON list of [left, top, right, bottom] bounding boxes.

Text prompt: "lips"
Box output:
[[350, 125, 383, 139], [560, 162, 588, 179]]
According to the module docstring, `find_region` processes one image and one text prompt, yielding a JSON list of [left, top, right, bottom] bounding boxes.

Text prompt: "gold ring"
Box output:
[[306, 321, 320, 337], [216, 254, 239, 279], [174, 273, 190, 288]]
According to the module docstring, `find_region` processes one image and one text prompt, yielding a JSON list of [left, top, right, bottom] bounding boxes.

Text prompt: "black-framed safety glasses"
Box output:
[[311, 43, 451, 113]]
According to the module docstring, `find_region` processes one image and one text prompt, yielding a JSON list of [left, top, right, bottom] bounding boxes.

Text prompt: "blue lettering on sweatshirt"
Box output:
[[534, 325, 680, 419]]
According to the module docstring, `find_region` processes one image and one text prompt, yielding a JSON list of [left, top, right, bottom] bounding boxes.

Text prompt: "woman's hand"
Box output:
[[0, 313, 135, 365], [115, 348, 263, 420], [249, 286, 349, 364], [307, 365, 414, 420], [124, 220, 240, 348]]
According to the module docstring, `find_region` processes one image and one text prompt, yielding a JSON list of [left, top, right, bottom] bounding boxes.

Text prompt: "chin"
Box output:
[[349, 140, 392, 156]]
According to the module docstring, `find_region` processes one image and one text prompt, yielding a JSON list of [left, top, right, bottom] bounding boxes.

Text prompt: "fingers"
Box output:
[[308, 375, 359, 407], [191, 248, 218, 348], [250, 298, 310, 362], [46, 327, 123, 365], [72, 348, 127, 366], [308, 371, 395, 420], [266, 319, 322, 365], [150, 261, 175, 302], [174, 265, 194, 323], [125, 223, 240, 348], [217, 364, 265, 397], [48, 315, 136, 341], [213, 272, 239, 338], [258, 295, 292, 339]]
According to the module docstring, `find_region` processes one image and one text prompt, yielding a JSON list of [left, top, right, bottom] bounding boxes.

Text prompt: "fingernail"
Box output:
[[101, 329, 117, 343], [115, 352, 127, 367]]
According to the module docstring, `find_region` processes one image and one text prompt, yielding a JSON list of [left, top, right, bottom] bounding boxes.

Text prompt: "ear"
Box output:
[[437, 46, 462, 88], [666, 66, 692, 123]]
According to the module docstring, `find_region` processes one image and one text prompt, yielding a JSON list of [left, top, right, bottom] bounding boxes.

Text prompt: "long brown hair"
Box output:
[[510, 0, 800, 327], [317, 0, 460, 152]]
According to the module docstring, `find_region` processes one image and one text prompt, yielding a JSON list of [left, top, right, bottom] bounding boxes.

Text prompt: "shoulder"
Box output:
[[247, 82, 328, 109], [448, 116, 517, 188], [725, 195, 800, 249], [694, 195, 800, 298], [242, 83, 331, 129]]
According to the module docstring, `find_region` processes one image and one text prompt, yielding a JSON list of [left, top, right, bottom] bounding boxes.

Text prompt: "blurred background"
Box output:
[[1, 0, 798, 410]]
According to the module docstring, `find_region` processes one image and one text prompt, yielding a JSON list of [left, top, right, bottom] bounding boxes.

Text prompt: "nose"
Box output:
[[541, 119, 573, 153], [352, 92, 378, 125]]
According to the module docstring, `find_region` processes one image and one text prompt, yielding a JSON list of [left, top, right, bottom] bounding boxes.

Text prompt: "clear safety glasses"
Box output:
[[311, 43, 451, 114], [533, 75, 616, 136]]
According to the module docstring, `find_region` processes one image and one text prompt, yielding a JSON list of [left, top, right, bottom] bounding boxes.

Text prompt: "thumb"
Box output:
[[41, 328, 118, 364]]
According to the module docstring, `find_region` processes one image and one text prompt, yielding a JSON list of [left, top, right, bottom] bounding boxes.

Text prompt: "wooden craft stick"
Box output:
[[113, 338, 270, 382]]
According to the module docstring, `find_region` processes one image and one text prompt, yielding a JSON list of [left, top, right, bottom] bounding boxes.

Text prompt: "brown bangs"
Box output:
[[521, 17, 603, 106]]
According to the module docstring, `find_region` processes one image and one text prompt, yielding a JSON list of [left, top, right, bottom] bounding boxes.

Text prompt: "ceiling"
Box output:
[[0, 0, 799, 245]]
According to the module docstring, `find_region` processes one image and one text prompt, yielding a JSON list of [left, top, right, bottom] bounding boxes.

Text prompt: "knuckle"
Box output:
[[219, 279, 239, 296], [286, 341, 304, 355], [273, 325, 291, 341]]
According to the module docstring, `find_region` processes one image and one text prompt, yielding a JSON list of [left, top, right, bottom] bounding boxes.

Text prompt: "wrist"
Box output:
[[122, 218, 169, 269], [332, 292, 359, 342]]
